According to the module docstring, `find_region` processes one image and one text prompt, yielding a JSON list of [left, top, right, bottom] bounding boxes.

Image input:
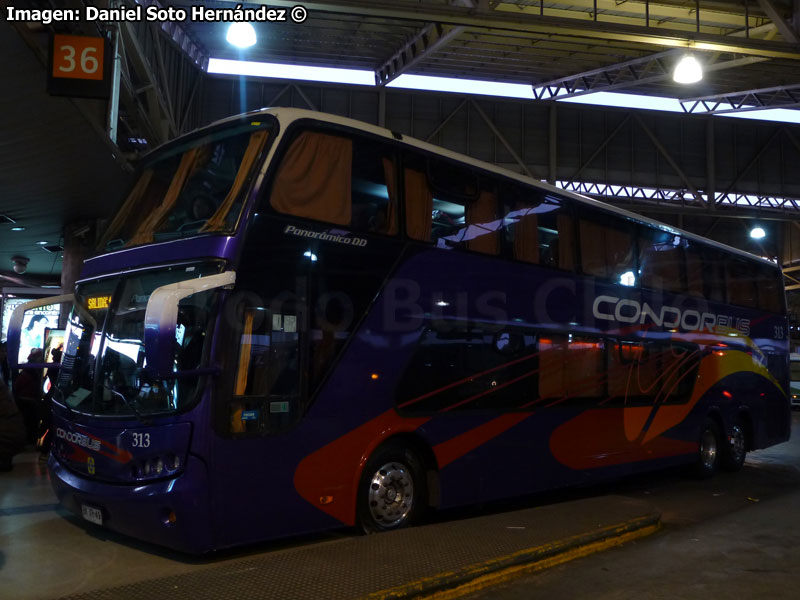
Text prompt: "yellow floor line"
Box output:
[[420, 523, 661, 600]]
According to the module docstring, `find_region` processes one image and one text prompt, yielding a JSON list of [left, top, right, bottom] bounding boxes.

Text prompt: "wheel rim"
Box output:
[[367, 461, 414, 528], [729, 424, 746, 464], [700, 429, 717, 470]]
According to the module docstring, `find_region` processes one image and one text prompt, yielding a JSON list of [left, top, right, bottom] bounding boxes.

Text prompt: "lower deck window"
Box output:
[[396, 326, 700, 414]]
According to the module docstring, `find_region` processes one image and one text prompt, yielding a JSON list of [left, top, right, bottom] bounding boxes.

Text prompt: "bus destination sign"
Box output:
[[86, 296, 111, 310]]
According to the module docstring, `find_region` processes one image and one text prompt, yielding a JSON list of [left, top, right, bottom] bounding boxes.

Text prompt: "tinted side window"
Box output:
[[684, 240, 706, 299], [404, 154, 500, 255], [638, 229, 686, 294], [352, 138, 398, 235], [756, 264, 784, 314], [270, 130, 398, 235], [229, 301, 301, 436], [702, 247, 728, 303], [608, 341, 697, 404], [502, 188, 576, 271], [396, 326, 538, 413], [727, 258, 758, 308], [538, 335, 604, 400], [579, 215, 636, 285]]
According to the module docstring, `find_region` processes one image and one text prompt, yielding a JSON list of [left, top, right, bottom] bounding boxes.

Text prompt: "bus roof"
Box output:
[[185, 106, 782, 270]]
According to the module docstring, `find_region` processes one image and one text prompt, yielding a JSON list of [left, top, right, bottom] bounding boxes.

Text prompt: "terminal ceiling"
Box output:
[[3, 0, 800, 288]]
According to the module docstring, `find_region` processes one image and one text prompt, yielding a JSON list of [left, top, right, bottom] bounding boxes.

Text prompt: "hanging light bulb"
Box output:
[[226, 23, 257, 48], [673, 54, 703, 84], [750, 227, 766, 240]]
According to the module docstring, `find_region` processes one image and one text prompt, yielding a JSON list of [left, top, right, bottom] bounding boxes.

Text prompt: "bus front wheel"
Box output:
[[357, 444, 426, 534], [693, 418, 721, 479]]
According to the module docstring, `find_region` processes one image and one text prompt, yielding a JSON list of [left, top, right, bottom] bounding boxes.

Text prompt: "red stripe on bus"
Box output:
[[433, 412, 533, 469], [293, 409, 431, 525], [549, 408, 697, 470]]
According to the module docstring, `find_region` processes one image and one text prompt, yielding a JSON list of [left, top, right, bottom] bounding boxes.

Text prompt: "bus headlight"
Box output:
[[133, 454, 183, 481]]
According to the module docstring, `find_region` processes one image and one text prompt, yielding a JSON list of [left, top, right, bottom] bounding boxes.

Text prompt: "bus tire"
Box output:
[[693, 418, 721, 479], [357, 444, 426, 534], [720, 418, 748, 472]]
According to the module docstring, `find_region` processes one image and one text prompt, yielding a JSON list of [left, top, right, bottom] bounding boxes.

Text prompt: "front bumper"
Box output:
[[49, 453, 214, 554]]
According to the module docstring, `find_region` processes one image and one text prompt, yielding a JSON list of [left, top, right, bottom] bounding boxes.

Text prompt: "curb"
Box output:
[[362, 513, 661, 600]]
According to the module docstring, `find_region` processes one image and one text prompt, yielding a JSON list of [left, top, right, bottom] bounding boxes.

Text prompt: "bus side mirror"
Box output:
[[8, 294, 74, 369], [144, 271, 236, 378]]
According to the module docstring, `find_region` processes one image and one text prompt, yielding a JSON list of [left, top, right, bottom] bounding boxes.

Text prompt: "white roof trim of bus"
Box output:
[[200, 107, 780, 270]]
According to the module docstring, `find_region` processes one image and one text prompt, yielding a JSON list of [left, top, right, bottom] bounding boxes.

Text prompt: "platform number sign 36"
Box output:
[[52, 35, 104, 80], [47, 34, 110, 99]]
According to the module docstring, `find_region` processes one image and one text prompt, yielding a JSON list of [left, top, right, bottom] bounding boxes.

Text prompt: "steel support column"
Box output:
[[378, 88, 386, 128], [549, 103, 557, 184], [706, 118, 716, 209]]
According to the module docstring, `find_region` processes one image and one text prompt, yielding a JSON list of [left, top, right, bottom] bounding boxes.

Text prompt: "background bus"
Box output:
[[9, 108, 790, 553]]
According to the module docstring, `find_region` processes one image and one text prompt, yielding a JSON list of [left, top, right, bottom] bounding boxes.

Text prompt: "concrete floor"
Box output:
[[465, 412, 800, 600]]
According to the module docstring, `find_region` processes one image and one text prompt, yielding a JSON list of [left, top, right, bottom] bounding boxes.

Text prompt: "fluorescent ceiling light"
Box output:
[[717, 108, 800, 124], [558, 91, 684, 112], [208, 58, 374, 85], [673, 55, 703, 84], [226, 23, 257, 48], [387, 74, 535, 100]]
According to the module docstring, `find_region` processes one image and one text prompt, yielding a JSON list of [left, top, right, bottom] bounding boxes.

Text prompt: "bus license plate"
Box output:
[[81, 504, 103, 526]]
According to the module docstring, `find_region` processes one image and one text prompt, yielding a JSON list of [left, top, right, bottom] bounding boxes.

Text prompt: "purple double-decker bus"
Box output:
[[9, 109, 790, 553]]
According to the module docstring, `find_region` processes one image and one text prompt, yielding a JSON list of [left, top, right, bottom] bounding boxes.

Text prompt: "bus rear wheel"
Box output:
[[720, 418, 748, 472], [357, 444, 426, 534], [693, 418, 721, 479]]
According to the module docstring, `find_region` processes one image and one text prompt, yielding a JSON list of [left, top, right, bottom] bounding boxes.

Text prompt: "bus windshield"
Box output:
[[56, 263, 223, 418], [99, 120, 274, 250]]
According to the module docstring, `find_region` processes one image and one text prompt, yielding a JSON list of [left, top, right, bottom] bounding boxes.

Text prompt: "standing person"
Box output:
[[0, 380, 26, 471], [14, 348, 44, 445], [0, 341, 9, 385], [38, 345, 63, 453]]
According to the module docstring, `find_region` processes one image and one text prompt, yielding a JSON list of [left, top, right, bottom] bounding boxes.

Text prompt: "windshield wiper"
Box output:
[[105, 384, 152, 426]]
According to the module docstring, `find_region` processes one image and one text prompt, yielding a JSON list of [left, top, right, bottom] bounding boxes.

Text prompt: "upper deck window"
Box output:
[[638, 229, 685, 294], [405, 154, 500, 255], [99, 121, 273, 250], [269, 130, 398, 236], [727, 257, 759, 309], [579, 214, 635, 285], [502, 187, 575, 271]]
